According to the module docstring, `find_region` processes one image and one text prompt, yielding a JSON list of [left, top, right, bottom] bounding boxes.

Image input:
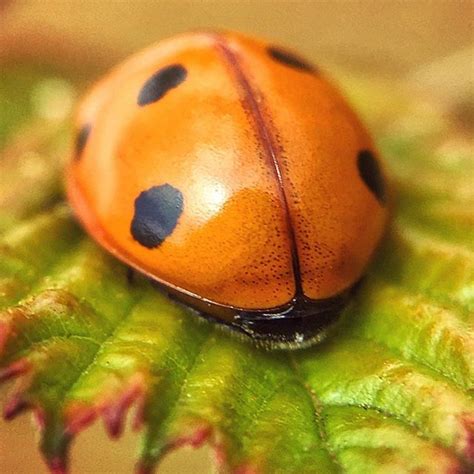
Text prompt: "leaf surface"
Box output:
[[0, 66, 472, 474]]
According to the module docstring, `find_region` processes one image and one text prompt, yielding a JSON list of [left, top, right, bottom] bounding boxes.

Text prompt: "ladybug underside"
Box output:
[[154, 276, 356, 350]]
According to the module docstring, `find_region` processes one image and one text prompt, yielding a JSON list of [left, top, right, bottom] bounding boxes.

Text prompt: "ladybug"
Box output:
[[66, 31, 388, 349]]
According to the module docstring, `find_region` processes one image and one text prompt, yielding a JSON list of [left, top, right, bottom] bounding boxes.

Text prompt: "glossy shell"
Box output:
[[66, 31, 389, 348]]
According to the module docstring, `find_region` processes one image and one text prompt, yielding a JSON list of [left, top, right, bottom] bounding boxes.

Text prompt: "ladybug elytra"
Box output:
[[66, 31, 388, 349]]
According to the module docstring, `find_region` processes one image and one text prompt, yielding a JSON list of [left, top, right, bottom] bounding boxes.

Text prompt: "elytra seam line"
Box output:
[[212, 34, 304, 298]]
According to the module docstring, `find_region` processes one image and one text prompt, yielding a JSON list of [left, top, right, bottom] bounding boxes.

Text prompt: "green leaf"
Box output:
[[0, 66, 473, 474]]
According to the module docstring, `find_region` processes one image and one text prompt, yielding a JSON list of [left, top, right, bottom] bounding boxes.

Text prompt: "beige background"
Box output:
[[0, 1, 473, 473]]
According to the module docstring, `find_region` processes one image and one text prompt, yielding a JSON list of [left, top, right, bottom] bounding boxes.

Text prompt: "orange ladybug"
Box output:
[[66, 31, 388, 349]]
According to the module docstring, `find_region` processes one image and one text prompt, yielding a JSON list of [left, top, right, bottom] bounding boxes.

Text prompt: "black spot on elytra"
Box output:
[[131, 184, 184, 249], [74, 124, 91, 160], [137, 64, 187, 106], [267, 46, 316, 73], [357, 150, 386, 205]]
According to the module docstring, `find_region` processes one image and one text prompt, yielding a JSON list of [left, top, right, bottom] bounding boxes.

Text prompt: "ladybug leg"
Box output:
[[126, 267, 136, 285]]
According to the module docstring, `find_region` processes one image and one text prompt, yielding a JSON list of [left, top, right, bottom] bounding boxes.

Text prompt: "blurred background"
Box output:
[[1, 0, 473, 75], [0, 1, 472, 473]]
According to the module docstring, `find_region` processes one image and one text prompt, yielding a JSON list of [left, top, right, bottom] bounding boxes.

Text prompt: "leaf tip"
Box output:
[[47, 456, 68, 474], [168, 425, 212, 451], [136, 424, 213, 474], [3, 394, 29, 420], [461, 413, 474, 463], [65, 403, 98, 435], [33, 407, 47, 431], [101, 378, 145, 438], [135, 461, 153, 474], [0, 358, 30, 382]]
